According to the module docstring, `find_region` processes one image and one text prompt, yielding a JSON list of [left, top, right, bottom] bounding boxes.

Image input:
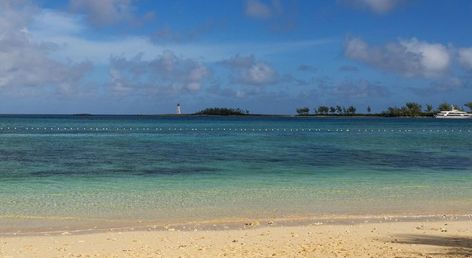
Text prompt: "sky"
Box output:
[[1, 0, 472, 114]]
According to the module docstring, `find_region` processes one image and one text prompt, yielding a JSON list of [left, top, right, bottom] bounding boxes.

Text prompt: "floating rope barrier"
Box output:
[[0, 126, 471, 135]]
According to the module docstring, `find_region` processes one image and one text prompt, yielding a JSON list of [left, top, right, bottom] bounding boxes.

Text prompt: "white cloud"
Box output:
[[401, 39, 450, 73], [0, 0, 91, 93], [69, 0, 152, 26], [459, 48, 472, 70], [341, 0, 403, 14], [222, 55, 278, 86], [26, 6, 331, 64], [345, 37, 451, 78], [245, 63, 277, 85], [245, 0, 273, 19], [31, 9, 84, 37], [109, 51, 209, 95], [31, 23, 331, 64], [244, 0, 297, 31]]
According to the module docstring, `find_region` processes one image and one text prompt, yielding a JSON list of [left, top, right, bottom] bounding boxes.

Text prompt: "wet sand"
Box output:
[[1, 219, 471, 257]]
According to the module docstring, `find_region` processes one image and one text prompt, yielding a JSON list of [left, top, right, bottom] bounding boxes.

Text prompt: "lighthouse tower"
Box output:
[[176, 103, 182, 115]]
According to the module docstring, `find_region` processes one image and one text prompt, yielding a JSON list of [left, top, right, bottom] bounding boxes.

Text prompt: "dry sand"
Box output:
[[0, 219, 471, 257]]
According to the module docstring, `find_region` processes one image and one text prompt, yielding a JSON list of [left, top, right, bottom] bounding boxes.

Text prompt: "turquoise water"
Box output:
[[0, 115, 471, 231]]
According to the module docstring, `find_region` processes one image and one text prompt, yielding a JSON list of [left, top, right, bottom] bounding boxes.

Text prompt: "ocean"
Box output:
[[0, 115, 471, 233]]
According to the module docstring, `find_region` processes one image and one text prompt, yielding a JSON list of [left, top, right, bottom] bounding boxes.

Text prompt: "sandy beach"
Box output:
[[1, 218, 471, 257]]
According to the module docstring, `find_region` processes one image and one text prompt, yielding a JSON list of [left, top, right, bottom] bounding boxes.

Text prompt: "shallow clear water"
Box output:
[[0, 115, 471, 230]]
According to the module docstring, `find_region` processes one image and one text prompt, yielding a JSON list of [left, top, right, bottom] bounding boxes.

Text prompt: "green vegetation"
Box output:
[[382, 102, 425, 117], [195, 107, 249, 116], [382, 102, 426, 117], [297, 105, 357, 116], [425, 104, 433, 113], [438, 102, 452, 111], [296, 107, 310, 115], [295, 102, 472, 117]]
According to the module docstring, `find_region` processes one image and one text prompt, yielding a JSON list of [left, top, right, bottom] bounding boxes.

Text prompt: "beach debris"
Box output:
[[267, 221, 274, 225], [440, 227, 447, 232], [415, 225, 424, 230], [61, 232, 71, 236], [244, 221, 259, 227], [232, 240, 238, 243]]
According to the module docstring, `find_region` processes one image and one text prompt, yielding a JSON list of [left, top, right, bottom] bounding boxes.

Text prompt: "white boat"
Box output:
[[435, 108, 472, 119]]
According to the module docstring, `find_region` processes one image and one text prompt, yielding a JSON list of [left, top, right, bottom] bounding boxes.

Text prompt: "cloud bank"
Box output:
[[341, 0, 404, 14], [0, 0, 91, 93], [345, 37, 451, 78], [222, 55, 279, 86], [69, 0, 153, 26], [245, 0, 281, 19], [459, 48, 472, 70], [109, 51, 209, 95]]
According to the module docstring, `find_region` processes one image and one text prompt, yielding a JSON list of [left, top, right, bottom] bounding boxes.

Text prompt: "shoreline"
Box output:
[[2, 212, 471, 237], [1, 218, 471, 257]]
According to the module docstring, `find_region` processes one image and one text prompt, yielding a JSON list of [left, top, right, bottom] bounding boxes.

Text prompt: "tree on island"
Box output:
[[425, 104, 433, 113], [405, 102, 422, 116], [317, 106, 330, 114], [296, 107, 310, 115], [346, 106, 356, 114], [382, 102, 424, 117], [294, 101, 472, 117], [438, 102, 452, 111], [311, 105, 358, 115], [195, 107, 249, 116]]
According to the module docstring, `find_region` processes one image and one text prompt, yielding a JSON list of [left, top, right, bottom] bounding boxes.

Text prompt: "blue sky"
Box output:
[[1, 0, 472, 114]]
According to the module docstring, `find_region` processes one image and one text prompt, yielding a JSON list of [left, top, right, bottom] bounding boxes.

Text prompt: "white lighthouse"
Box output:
[[176, 103, 182, 115]]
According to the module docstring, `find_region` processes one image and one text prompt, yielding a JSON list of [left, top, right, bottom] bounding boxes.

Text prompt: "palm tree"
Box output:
[[425, 104, 433, 113], [317, 106, 329, 114], [438, 103, 452, 111], [296, 107, 310, 115], [405, 102, 422, 116], [346, 106, 356, 114]]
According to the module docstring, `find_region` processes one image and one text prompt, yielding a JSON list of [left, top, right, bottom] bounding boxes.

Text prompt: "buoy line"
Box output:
[[0, 126, 471, 134]]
